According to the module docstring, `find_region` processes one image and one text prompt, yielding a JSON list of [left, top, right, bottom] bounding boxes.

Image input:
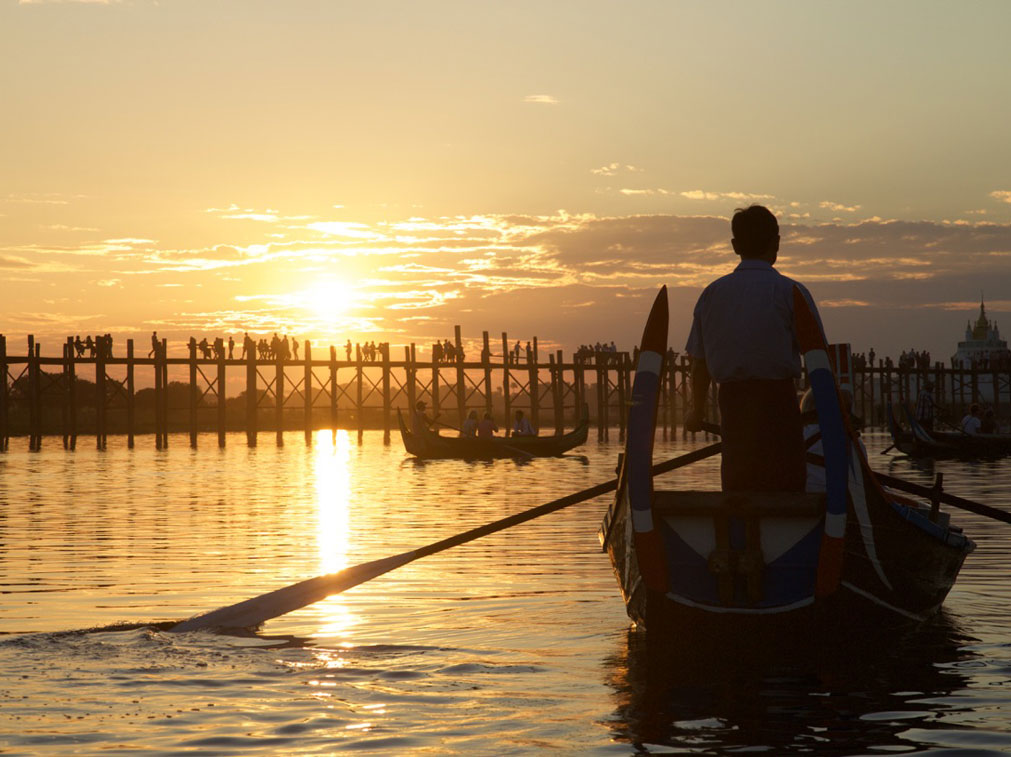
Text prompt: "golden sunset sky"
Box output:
[[3, 0, 1011, 360]]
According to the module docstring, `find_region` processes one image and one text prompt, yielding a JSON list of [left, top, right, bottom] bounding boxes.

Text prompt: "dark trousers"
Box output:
[[718, 379, 805, 492]]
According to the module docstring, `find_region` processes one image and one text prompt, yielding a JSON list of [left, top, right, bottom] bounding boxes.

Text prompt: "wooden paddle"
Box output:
[[171, 441, 724, 632]]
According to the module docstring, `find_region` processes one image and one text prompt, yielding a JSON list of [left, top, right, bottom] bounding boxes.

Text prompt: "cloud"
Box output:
[[990, 191, 1011, 204], [681, 190, 775, 202], [523, 95, 559, 104], [819, 201, 862, 212], [591, 163, 643, 177]]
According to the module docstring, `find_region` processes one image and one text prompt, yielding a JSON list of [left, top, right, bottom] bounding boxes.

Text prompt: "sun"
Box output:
[[302, 280, 356, 324]]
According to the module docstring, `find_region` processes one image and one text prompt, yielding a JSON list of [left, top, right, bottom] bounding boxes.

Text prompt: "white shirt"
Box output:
[[962, 415, 982, 435], [513, 417, 535, 436], [685, 259, 824, 383]]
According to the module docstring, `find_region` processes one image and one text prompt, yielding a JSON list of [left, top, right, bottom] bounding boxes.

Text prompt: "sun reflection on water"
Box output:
[[312, 429, 358, 639]]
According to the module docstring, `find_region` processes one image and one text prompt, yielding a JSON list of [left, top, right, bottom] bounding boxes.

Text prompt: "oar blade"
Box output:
[[172, 551, 416, 632]]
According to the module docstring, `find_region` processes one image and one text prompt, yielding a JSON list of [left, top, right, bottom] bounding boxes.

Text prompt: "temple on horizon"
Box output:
[[952, 297, 1011, 367]]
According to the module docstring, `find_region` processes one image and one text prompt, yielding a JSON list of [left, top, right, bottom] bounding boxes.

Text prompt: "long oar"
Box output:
[[700, 421, 1011, 525], [804, 451, 1011, 525], [172, 441, 723, 632]]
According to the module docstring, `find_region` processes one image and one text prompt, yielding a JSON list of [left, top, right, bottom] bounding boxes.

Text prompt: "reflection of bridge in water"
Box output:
[[0, 327, 692, 452]]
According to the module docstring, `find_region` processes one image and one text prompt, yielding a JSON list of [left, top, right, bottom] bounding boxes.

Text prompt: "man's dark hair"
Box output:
[[731, 205, 779, 258]]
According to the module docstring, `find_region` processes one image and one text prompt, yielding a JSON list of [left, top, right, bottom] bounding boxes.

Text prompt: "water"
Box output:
[[1, 430, 1010, 754]]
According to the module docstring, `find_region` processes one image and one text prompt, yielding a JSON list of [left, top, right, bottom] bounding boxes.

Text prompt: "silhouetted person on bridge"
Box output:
[[228, 336, 235, 360], [149, 331, 158, 358]]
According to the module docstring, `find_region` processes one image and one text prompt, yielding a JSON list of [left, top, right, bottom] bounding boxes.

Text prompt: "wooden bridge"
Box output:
[[3, 329, 1008, 452], [0, 327, 691, 451]]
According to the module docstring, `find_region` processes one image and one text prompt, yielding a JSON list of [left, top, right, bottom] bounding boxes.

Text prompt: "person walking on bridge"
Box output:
[[684, 205, 825, 493]]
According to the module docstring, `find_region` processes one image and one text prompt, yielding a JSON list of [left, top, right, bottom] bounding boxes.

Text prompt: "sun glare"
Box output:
[[302, 280, 356, 324]]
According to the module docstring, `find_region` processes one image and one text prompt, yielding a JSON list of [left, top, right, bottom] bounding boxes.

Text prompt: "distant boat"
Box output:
[[397, 405, 589, 460], [601, 286, 975, 646], [887, 401, 1011, 459]]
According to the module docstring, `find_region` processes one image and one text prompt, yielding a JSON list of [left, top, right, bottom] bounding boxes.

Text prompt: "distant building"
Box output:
[[951, 298, 1011, 368]]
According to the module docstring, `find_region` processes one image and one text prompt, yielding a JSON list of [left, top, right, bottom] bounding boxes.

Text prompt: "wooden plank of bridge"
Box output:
[[454, 325, 466, 429], [189, 338, 198, 448], [430, 347, 440, 435], [501, 333, 511, 437], [573, 355, 584, 428], [529, 337, 540, 434], [482, 332, 493, 421], [382, 343, 391, 444], [329, 345, 338, 444], [275, 350, 285, 447], [304, 340, 313, 446], [217, 347, 226, 448], [126, 339, 135, 449]]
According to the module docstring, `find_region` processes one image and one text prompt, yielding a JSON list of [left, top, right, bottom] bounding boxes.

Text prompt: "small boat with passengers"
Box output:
[[397, 404, 589, 460], [601, 287, 975, 646], [886, 401, 1011, 460]]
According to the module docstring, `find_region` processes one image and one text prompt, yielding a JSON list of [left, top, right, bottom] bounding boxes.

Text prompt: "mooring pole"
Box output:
[[217, 346, 226, 448], [406, 344, 417, 417], [355, 343, 364, 444], [329, 345, 338, 443], [189, 338, 198, 449], [382, 343, 391, 445], [275, 347, 285, 447], [304, 340, 313, 446], [501, 332, 511, 436], [454, 325, 466, 429], [481, 332, 493, 421], [126, 339, 135, 449], [0, 335, 8, 452], [160, 338, 169, 448], [246, 339, 258, 447]]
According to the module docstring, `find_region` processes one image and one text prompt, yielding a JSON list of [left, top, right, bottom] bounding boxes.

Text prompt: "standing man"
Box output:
[[684, 205, 825, 492]]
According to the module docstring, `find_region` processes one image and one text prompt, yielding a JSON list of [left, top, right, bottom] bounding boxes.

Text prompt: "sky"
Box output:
[[3, 0, 1011, 361]]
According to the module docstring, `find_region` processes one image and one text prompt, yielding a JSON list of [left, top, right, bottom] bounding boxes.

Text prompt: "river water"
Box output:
[[1, 430, 1009, 755]]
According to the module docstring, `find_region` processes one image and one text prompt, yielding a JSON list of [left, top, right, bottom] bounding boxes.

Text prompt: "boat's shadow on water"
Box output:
[[399, 454, 590, 469], [604, 612, 980, 754]]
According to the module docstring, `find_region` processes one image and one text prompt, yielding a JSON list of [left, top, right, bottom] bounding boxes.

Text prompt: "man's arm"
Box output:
[[684, 356, 711, 433]]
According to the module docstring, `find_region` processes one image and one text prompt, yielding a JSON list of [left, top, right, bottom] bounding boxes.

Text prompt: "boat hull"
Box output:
[[397, 406, 589, 459], [602, 287, 975, 639]]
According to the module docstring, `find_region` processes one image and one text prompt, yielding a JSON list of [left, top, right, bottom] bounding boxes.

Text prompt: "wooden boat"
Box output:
[[397, 405, 589, 460], [887, 401, 1011, 459], [600, 287, 975, 645]]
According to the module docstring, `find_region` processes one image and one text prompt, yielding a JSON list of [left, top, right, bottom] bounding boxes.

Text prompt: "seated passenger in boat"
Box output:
[[961, 404, 982, 435], [915, 381, 936, 431], [801, 389, 866, 493], [512, 409, 535, 436], [412, 400, 437, 436], [461, 410, 479, 437], [477, 412, 498, 438], [981, 408, 997, 434]]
